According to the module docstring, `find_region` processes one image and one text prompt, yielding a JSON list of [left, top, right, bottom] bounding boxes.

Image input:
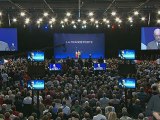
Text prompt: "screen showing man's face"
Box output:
[[154, 29, 160, 42]]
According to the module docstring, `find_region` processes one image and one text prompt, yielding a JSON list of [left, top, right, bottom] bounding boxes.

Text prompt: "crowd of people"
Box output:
[[0, 57, 160, 120]]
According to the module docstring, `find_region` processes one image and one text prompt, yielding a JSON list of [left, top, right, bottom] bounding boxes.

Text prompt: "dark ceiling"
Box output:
[[0, 0, 159, 13], [0, 0, 160, 26]]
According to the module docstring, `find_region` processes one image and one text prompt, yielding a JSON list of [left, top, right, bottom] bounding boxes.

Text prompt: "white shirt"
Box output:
[[0, 41, 10, 51], [34, 95, 43, 104], [93, 114, 107, 120], [94, 67, 104, 70], [156, 41, 160, 47], [1, 73, 8, 82], [23, 96, 32, 104], [141, 43, 147, 50], [62, 105, 71, 115]]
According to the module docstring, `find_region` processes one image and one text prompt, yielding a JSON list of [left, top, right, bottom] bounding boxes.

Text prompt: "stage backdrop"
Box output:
[[54, 33, 105, 59]]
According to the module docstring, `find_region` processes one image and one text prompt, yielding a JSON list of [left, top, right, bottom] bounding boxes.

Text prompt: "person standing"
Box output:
[[146, 82, 160, 120]]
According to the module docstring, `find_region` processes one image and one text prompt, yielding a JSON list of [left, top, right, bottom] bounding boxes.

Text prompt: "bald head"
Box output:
[[154, 28, 160, 42]]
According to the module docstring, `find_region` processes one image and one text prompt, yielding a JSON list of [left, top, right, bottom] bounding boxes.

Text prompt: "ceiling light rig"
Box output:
[[95, 20, 98, 24], [0, 9, 156, 29], [25, 18, 30, 24], [20, 12, 25, 17], [103, 18, 107, 22], [64, 18, 68, 22], [82, 20, 87, 24], [66, 12, 71, 17], [13, 18, 17, 22], [128, 17, 133, 23], [90, 18, 94, 22], [43, 12, 49, 17], [71, 20, 75, 24], [111, 11, 116, 16], [141, 17, 145, 21], [88, 12, 94, 17], [134, 11, 139, 16]]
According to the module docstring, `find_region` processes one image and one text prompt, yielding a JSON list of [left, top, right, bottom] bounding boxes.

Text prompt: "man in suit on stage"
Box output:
[[147, 28, 160, 50], [0, 41, 10, 51]]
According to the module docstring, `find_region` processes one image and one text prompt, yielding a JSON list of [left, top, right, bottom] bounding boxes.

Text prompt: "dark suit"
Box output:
[[147, 40, 158, 50]]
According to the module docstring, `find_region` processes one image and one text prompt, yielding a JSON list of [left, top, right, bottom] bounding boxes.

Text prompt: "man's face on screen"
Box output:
[[154, 29, 160, 42]]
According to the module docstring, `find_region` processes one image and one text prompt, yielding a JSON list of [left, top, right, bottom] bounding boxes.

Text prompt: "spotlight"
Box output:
[[49, 20, 52, 24], [66, 12, 71, 17], [77, 19, 81, 22], [43, 12, 49, 17], [64, 18, 68, 22], [39, 18, 43, 22], [73, 25, 77, 29], [157, 19, 160, 23], [141, 17, 145, 21], [13, 18, 17, 22], [107, 24, 110, 28], [128, 17, 133, 21], [95, 20, 98, 24], [88, 12, 94, 17], [20, 12, 25, 17], [96, 25, 99, 28], [111, 11, 116, 16], [82, 20, 87, 24], [37, 20, 40, 24], [0, 12, 2, 16], [129, 20, 133, 23], [90, 18, 94, 22], [50, 25, 53, 28], [118, 20, 122, 23], [106, 20, 110, 24], [71, 21, 75, 24], [82, 25, 86, 29], [103, 18, 107, 22], [115, 17, 120, 22], [158, 10, 160, 15], [25, 18, 30, 24], [134, 11, 139, 16], [61, 21, 64, 24], [62, 25, 64, 28], [51, 18, 56, 22]]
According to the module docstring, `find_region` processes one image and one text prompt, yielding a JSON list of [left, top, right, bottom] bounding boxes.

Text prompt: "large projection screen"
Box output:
[[141, 27, 160, 50]]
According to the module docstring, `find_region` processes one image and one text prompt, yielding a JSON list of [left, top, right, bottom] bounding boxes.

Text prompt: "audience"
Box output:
[[0, 57, 159, 120]]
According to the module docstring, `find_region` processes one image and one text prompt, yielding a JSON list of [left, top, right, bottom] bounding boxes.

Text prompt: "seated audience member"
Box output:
[[82, 112, 90, 120], [120, 108, 132, 120], [138, 113, 144, 120], [22, 92, 32, 117], [93, 107, 106, 120], [108, 112, 118, 120]]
